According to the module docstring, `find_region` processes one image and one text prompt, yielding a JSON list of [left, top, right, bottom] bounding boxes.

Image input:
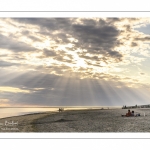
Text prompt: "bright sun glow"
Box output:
[[0, 86, 31, 93], [76, 59, 87, 68]]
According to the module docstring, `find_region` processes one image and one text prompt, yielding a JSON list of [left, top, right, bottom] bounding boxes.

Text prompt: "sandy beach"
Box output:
[[0, 108, 150, 132]]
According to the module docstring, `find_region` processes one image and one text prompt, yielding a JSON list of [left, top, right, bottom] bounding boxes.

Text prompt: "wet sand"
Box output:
[[0, 108, 150, 132]]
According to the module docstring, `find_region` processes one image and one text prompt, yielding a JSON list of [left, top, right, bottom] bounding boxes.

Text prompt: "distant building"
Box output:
[[122, 104, 150, 109]]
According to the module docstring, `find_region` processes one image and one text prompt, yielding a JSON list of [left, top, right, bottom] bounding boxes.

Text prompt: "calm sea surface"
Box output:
[[0, 108, 58, 119]]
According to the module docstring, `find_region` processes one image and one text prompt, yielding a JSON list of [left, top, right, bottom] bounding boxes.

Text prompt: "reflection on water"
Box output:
[[0, 106, 121, 119]]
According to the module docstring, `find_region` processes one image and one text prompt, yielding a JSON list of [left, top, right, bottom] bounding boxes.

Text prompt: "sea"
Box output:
[[0, 107, 58, 119]]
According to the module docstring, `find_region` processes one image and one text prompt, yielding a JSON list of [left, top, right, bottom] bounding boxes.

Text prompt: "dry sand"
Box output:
[[0, 108, 150, 132]]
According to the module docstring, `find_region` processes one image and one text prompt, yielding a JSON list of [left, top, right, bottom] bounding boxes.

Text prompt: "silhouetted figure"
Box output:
[[58, 108, 64, 113]]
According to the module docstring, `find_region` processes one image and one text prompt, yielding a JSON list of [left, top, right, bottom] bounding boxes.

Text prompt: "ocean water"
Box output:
[[0, 108, 58, 119]]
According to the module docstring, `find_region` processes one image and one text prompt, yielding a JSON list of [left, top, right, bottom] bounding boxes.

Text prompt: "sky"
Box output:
[[0, 18, 150, 107]]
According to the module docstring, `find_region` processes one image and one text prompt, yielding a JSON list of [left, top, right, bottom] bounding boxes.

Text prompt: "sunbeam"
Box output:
[[0, 17, 150, 107]]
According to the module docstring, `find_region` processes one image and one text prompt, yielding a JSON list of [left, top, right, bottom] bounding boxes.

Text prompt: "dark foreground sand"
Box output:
[[0, 108, 150, 132]]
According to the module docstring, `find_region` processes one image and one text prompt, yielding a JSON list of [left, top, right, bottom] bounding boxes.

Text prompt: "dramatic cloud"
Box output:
[[0, 18, 150, 107], [0, 34, 36, 52], [0, 60, 19, 67]]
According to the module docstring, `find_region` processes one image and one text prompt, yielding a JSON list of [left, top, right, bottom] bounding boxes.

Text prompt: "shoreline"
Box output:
[[0, 111, 58, 120], [0, 107, 121, 120], [0, 108, 150, 132], [0, 111, 57, 132], [0, 107, 120, 120]]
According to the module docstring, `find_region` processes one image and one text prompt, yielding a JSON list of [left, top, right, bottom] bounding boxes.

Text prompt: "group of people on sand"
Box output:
[[122, 109, 140, 117]]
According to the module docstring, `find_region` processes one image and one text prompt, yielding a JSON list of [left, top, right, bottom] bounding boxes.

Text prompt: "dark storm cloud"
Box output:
[[79, 50, 122, 63], [54, 56, 73, 63], [128, 35, 150, 48], [54, 33, 70, 44], [106, 18, 121, 24], [81, 18, 97, 26], [131, 42, 138, 47], [42, 48, 57, 57], [71, 23, 120, 56], [134, 36, 150, 41], [0, 34, 36, 52], [11, 18, 71, 31], [28, 35, 42, 42], [0, 60, 19, 67], [11, 18, 123, 62], [106, 18, 140, 25], [79, 55, 99, 61], [38, 48, 75, 64], [22, 30, 42, 42], [45, 64, 72, 70], [53, 51, 75, 63], [71, 20, 123, 62], [124, 25, 132, 32]]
